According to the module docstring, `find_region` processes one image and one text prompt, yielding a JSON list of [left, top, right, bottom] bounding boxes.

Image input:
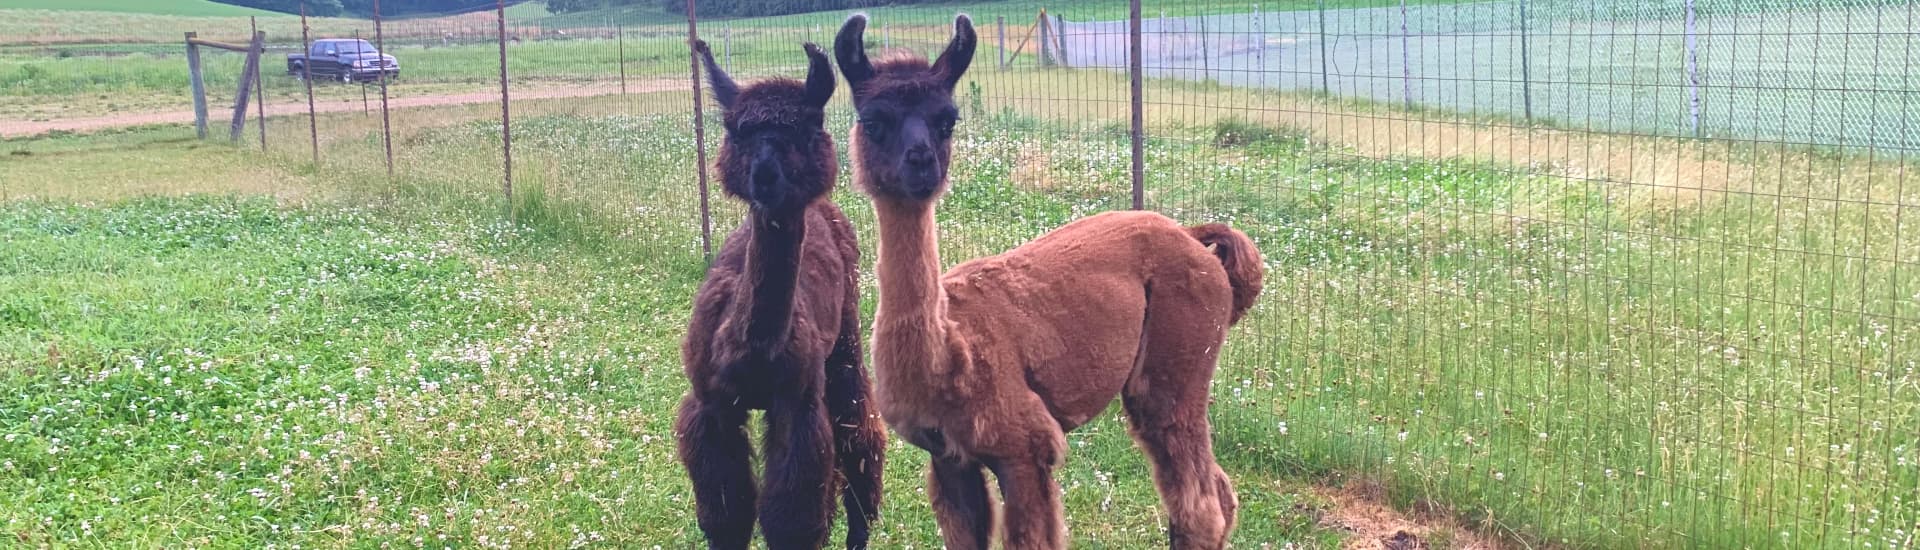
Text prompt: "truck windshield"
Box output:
[[338, 40, 376, 54]]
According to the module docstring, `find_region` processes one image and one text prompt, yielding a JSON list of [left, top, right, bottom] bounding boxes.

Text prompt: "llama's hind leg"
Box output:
[[825, 326, 885, 549], [758, 393, 837, 550], [927, 456, 994, 550], [1122, 325, 1237, 549], [676, 395, 757, 550]]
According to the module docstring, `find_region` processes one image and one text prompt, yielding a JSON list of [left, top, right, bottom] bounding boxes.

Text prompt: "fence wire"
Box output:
[[2, 0, 1916, 548]]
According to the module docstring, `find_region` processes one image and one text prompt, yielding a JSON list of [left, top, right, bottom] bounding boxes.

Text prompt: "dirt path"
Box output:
[[1, 80, 682, 138]]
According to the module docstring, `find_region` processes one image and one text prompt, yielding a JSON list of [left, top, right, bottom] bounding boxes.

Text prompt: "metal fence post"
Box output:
[[687, 0, 713, 262], [375, 0, 393, 178], [1399, 0, 1413, 109], [1317, 0, 1330, 94], [1198, 16, 1210, 82], [1129, 0, 1144, 210], [618, 21, 627, 95], [1518, 0, 1533, 122], [251, 16, 266, 152], [723, 22, 731, 71], [301, 2, 319, 165], [356, 29, 368, 115], [497, 0, 513, 214], [998, 16, 1007, 70], [1684, 0, 1703, 136], [1253, 5, 1264, 79], [1159, 10, 1166, 65], [186, 32, 208, 139]]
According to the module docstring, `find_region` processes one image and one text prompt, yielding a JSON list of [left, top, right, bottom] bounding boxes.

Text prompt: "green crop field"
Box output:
[[0, 0, 277, 16]]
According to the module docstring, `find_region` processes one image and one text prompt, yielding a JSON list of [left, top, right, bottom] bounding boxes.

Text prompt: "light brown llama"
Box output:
[[833, 14, 1265, 550], [676, 40, 885, 550]]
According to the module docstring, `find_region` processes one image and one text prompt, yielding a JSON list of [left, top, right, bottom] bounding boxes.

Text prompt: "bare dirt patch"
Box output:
[[1314, 482, 1502, 550]]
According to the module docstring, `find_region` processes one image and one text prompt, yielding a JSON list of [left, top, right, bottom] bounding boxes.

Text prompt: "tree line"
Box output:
[[211, 0, 520, 17], [213, 0, 993, 19], [550, 0, 978, 18]]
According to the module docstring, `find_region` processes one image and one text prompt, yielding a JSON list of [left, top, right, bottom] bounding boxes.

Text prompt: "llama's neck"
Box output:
[[736, 206, 807, 358], [870, 197, 954, 378]]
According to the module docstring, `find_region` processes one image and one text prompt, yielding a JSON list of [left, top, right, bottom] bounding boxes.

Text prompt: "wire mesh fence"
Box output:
[[3, 0, 1917, 547]]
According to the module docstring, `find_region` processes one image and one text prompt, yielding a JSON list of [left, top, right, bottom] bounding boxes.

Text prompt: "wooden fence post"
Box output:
[[997, 16, 1007, 70], [301, 2, 319, 164], [497, 0, 514, 213], [1038, 9, 1054, 67], [228, 31, 265, 143], [686, 0, 712, 261], [1054, 13, 1069, 68], [375, 0, 393, 179], [1317, 0, 1331, 94], [251, 17, 266, 151], [187, 32, 208, 139]]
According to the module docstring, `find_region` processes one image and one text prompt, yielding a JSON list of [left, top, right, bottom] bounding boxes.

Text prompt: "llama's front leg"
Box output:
[[988, 456, 1066, 549], [676, 395, 757, 550], [759, 394, 837, 550], [927, 457, 994, 549], [826, 324, 885, 549]]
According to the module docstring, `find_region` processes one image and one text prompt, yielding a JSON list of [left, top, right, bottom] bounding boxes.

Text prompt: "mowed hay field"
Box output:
[[4, 2, 1920, 548]]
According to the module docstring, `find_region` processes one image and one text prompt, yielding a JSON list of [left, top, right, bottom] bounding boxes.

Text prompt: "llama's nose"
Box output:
[[751, 158, 782, 187], [905, 146, 935, 168]]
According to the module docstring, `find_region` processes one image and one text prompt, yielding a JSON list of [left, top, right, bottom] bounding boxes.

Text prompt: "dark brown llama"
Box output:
[[676, 39, 885, 550], [835, 15, 1265, 550]]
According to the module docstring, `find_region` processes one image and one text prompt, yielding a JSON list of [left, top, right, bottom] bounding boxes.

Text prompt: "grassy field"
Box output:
[[0, 101, 1370, 548]]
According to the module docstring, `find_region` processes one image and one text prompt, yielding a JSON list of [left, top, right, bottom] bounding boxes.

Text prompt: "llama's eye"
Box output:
[[862, 121, 887, 141], [938, 118, 958, 138]]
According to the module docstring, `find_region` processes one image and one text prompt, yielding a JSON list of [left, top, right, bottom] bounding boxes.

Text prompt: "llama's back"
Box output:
[[938, 210, 1255, 428]]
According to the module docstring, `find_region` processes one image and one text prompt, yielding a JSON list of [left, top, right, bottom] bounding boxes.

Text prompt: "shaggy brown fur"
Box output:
[[835, 14, 1265, 550], [676, 40, 885, 550]]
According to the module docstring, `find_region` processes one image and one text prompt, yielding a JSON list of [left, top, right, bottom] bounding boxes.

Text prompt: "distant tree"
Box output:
[[210, 0, 346, 16], [544, 0, 621, 13], [659, 0, 979, 18], [217, 0, 516, 17]]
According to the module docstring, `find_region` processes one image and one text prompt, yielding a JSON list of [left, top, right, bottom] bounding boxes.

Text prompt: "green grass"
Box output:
[[0, 0, 276, 16], [0, 104, 1359, 548]]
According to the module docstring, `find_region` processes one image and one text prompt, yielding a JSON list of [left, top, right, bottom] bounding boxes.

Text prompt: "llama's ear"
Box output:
[[693, 39, 737, 109], [930, 14, 976, 92], [834, 13, 874, 96], [801, 43, 836, 108]]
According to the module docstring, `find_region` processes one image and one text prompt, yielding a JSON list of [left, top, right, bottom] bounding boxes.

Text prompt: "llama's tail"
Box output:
[[1187, 223, 1265, 325]]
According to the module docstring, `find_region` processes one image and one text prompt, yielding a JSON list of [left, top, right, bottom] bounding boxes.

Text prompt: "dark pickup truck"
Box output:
[[287, 39, 399, 83]]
